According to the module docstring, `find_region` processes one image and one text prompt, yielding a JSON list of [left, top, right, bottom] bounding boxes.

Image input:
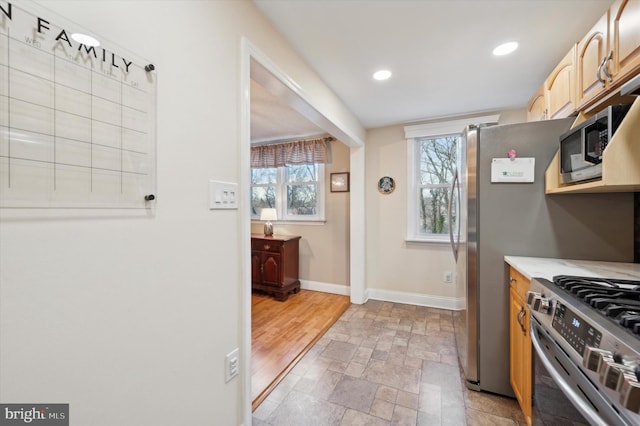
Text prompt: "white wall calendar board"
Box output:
[[0, 1, 157, 208]]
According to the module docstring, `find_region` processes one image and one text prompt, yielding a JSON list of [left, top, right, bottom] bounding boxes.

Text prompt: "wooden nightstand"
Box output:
[[251, 234, 301, 301]]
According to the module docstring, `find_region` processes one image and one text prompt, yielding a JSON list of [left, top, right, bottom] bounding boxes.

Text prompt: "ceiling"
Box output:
[[250, 0, 612, 141], [250, 79, 326, 143]]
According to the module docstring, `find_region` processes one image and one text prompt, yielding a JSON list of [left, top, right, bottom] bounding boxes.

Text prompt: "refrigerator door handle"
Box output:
[[448, 169, 459, 261]]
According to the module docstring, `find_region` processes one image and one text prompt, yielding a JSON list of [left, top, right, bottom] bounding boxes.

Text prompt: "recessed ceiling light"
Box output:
[[492, 41, 518, 56], [71, 33, 100, 47], [373, 69, 392, 81]]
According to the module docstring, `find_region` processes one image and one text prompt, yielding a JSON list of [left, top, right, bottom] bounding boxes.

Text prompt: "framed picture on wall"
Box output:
[[330, 172, 350, 192]]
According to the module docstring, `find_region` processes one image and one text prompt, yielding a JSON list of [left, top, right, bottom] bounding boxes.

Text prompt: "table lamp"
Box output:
[[260, 208, 277, 236]]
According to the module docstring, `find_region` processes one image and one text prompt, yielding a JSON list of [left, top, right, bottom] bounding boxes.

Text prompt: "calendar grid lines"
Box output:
[[0, 2, 156, 208]]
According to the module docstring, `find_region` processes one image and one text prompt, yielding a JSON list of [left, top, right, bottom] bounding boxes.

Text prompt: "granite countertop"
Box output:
[[505, 256, 640, 282]]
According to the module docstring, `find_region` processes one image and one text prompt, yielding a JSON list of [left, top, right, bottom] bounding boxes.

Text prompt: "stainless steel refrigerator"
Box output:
[[451, 119, 634, 397]]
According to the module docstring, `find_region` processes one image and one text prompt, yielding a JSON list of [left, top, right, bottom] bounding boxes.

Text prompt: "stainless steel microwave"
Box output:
[[559, 103, 632, 184]]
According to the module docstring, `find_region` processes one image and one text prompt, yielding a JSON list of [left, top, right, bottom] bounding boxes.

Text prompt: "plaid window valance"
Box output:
[[250, 137, 334, 168]]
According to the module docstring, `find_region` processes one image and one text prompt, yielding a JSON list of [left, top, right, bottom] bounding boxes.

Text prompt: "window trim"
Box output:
[[405, 114, 499, 243], [250, 163, 325, 222]]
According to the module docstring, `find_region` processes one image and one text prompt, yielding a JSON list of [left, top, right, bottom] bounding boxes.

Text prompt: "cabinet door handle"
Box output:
[[596, 56, 606, 87], [601, 50, 613, 83], [517, 307, 527, 336], [263, 244, 271, 250], [510, 277, 517, 283]]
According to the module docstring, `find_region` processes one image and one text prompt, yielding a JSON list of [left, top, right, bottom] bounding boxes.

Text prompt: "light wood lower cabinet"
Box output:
[[509, 267, 532, 425]]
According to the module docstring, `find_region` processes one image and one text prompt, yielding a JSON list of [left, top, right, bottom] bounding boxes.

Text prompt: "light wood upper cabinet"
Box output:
[[539, 0, 640, 194], [526, 84, 546, 122], [545, 46, 577, 119], [530, 0, 640, 121], [609, 0, 640, 82], [576, 0, 640, 110], [576, 13, 609, 108], [527, 46, 578, 121]]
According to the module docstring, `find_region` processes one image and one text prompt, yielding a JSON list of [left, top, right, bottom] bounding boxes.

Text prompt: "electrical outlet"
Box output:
[[225, 348, 239, 382], [444, 271, 453, 283]]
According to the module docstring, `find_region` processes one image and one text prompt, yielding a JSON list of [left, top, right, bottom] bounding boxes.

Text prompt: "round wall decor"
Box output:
[[378, 176, 395, 194]]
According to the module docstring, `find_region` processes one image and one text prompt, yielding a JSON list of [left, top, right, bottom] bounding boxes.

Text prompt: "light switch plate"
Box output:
[[209, 180, 238, 209]]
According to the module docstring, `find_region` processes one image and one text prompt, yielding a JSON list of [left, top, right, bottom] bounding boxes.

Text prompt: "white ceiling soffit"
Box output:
[[254, 0, 612, 129], [249, 56, 364, 147], [250, 79, 326, 144]]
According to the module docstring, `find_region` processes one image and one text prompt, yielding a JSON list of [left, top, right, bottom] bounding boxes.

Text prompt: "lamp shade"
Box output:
[[260, 208, 277, 222]]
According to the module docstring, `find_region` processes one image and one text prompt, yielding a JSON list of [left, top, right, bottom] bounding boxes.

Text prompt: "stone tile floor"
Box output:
[[252, 300, 527, 426]]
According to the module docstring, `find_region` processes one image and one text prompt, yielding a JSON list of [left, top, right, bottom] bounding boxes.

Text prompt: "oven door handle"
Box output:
[[530, 321, 609, 426]]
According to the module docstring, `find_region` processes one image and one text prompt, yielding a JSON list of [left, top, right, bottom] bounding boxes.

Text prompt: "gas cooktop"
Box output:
[[552, 275, 640, 338]]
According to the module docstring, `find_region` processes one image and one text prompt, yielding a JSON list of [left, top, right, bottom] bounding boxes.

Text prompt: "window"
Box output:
[[410, 134, 460, 241], [251, 164, 325, 221], [250, 137, 331, 222], [419, 135, 460, 236], [405, 114, 499, 242]]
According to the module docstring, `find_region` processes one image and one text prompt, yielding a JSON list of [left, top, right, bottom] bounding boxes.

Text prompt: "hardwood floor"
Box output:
[[251, 289, 351, 410]]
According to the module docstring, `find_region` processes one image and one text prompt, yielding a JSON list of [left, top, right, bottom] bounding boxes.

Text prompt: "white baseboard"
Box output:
[[366, 288, 464, 311], [300, 280, 350, 296], [298, 282, 463, 310]]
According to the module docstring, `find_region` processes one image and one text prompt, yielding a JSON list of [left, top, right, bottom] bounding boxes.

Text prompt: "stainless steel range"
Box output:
[[527, 275, 640, 425]]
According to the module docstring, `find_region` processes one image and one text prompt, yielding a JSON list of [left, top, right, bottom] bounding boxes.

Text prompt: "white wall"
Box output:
[[0, 1, 364, 425], [364, 109, 526, 307]]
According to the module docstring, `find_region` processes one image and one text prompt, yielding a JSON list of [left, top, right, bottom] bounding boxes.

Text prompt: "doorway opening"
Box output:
[[240, 40, 365, 421]]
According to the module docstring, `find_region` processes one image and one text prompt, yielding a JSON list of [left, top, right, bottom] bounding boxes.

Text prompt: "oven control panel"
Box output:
[[552, 302, 602, 356]]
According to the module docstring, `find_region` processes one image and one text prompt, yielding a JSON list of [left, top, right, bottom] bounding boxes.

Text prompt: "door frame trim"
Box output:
[[240, 38, 366, 423]]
